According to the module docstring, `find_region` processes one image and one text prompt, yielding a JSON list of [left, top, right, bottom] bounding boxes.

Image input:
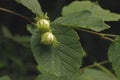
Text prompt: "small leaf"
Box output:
[[2, 26, 30, 43], [26, 24, 36, 34], [31, 24, 84, 76], [108, 37, 120, 79], [0, 59, 7, 69], [54, 11, 110, 32], [2, 27, 12, 38], [17, 0, 42, 14], [71, 69, 118, 80], [62, 1, 120, 21], [11, 35, 30, 43]]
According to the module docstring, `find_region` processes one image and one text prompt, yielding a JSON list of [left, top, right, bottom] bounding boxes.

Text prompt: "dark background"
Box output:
[[0, 0, 120, 80]]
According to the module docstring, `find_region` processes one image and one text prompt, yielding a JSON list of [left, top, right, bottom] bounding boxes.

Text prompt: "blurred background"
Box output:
[[0, 0, 120, 80]]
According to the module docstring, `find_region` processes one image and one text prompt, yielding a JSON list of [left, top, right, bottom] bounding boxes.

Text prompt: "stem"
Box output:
[[101, 33, 119, 37], [101, 36, 115, 42], [79, 28, 101, 36], [94, 62, 117, 78], [0, 7, 34, 24], [81, 61, 117, 78], [81, 60, 109, 70], [78, 28, 118, 42]]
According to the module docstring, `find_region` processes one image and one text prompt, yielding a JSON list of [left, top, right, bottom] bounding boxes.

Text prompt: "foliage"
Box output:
[[62, 1, 120, 21], [108, 37, 120, 79], [0, 0, 120, 80], [0, 75, 10, 80]]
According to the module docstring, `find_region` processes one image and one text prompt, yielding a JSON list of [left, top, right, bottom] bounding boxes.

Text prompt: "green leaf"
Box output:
[[36, 69, 118, 80], [2, 27, 30, 47], [2, 27, 12, 38], [108, 37, 120, 79], [2, 26, 30, 43], [0, 59, 7, 69], [62, 1, 120, 21], [10, 35, 30, 43], [0, 75, 10, 80], [26, 24, 36, 34], [54, 11, 110, 32], [17, 0, 42, 14], [71, 69, 118, 80], [31, 24, 84, 76]]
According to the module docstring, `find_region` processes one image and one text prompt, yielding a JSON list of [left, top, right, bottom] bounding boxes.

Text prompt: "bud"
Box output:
[[41, 32, 57, 45], [36, 19, 50, 32]]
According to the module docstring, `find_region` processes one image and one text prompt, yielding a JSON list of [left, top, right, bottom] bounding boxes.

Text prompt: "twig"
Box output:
[[101, 36, 115, 42], [81, 60, 109, 70], [0, 7, 34, 24], [101, 33, 119, 37], [78, 28, 118, 42], [79, 28, 102, 36]]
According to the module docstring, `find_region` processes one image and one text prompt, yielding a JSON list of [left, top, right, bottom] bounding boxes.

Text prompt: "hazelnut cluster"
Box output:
[[36, 18, 57, 46]]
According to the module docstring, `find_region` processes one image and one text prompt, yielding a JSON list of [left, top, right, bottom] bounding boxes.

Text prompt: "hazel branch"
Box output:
[[78, 28, 118, 42], [0, 7, 34, 24]]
